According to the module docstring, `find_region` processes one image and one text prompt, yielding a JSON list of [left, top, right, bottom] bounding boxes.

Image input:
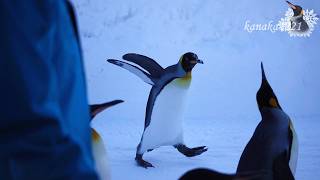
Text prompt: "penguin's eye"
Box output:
[[269, 98, 278, 108]]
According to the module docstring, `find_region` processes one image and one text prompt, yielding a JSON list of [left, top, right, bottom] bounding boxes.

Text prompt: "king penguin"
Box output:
[[286, 1, 309, 33], [89, 100, 124, 180], [236, 63, 298, 180], [107, 52, 207, 168]]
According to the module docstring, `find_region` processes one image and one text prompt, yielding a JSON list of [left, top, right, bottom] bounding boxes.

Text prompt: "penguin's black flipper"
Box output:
[[90, 100, 124, 120], [107, 59, 155, 85], [174, 144, 208, 157], [123, 53, 165, 79], [191, 146, 207, 151], [273, 151, 295, 180]]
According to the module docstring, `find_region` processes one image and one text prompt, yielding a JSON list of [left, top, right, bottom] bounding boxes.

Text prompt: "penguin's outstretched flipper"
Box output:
[[174, 144, 208, 157], [90, 99, 124, 120], [179, 168, 267, 180], [107, 59, 155, 85], [123, 53, 165, 79]]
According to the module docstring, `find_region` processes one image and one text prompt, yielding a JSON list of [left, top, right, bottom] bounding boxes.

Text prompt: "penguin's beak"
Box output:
[[90, 100, 124, 120], [286, 1, 296, 10], [197, 59, 204, 64]]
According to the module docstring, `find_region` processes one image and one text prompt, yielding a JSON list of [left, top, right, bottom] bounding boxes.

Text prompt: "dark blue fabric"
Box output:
[[0, 1, 98, 179]]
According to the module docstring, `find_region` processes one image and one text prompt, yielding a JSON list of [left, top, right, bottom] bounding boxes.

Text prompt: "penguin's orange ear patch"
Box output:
[[269, 98, 278, 108], [92, 128, 101, 142]]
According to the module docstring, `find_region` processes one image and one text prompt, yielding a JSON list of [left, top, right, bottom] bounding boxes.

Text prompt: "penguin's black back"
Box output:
[[237, 108, 291, 179]]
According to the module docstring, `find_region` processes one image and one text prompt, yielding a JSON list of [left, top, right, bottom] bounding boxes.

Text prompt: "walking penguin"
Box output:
[[107, 52, 207, 168]]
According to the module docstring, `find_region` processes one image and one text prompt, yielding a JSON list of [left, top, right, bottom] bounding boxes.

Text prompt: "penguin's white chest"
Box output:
[[140, 79, 191, 152], [92, 129, 111, 180], [289, 120, 298, 175]]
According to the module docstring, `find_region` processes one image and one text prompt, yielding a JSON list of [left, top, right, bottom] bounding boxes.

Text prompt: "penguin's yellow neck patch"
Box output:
[[269, 98, 278, 108], [175, 72, 192, 87], [92, 128, 101, 142]]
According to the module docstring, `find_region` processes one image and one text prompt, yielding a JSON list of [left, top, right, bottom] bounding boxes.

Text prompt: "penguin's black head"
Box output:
[[180, 52, 204, 72], [286, 1, 303, 16], [256, 63, 282, 112]]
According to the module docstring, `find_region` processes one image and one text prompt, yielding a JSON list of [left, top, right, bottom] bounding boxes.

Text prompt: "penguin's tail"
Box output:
[[90, 100, 124, 120]]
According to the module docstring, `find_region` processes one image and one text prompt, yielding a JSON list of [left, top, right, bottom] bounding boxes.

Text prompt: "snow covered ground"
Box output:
[[93, 113, 320, 180], [72, 0, 320, 179]]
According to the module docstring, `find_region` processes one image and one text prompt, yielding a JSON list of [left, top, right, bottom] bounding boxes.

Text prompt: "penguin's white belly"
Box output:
[[140, 80, 190, 153], [289, 120, 298, 175], [92, 129, 111, 180]]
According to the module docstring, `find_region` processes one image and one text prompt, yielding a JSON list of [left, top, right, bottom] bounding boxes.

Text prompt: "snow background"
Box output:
[[72, 0, 320, 179]]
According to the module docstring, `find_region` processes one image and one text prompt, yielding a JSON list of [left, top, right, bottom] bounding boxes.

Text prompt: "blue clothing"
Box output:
[[0, 1, 98, 179]]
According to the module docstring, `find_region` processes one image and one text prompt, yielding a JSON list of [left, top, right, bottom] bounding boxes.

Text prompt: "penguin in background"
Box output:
[[236, 63, 298, 180], [89, 100, 124, 180], [286, 1, 309, 33], [107, 52, 207, 168]]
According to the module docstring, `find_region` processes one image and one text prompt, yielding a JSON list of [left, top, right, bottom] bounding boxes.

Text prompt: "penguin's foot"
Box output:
[[135, 154, 154, 168], [175, 144, 208, 157]]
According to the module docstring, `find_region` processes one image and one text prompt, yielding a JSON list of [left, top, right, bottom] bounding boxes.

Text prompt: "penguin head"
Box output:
[[286, 1, 303, 16], [180, 52, 204, 72], [256, 63, 282, 111]]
